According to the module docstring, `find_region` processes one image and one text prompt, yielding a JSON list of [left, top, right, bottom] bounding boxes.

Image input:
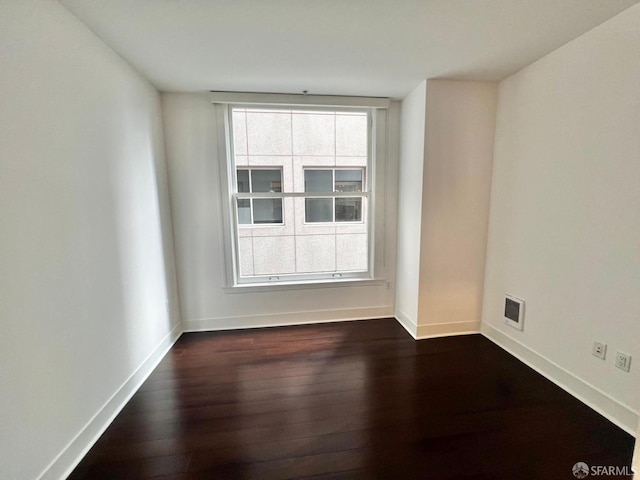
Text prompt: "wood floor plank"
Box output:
[[68, 318, 634, 480]]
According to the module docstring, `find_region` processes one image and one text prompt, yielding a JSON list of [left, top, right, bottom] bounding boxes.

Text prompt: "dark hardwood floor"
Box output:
[[68, 319, 634, 479]]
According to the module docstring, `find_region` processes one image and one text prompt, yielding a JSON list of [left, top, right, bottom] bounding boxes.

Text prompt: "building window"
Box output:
[[236, 168, 283, 225], [222, 103, 381, 285], [304, 169, 364, 223]]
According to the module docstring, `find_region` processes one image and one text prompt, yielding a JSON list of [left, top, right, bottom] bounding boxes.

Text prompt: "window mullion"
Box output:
[[332, 169, 336, 222]]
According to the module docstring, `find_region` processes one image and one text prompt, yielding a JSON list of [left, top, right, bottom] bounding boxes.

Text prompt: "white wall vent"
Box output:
[[504, 295, 525, 331]]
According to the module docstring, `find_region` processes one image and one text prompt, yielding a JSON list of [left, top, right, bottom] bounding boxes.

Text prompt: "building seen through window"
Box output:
[[229, 107, 371, 281]]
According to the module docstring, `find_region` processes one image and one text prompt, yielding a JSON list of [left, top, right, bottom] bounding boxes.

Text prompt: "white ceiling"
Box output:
[[59, 0, 638, 98]]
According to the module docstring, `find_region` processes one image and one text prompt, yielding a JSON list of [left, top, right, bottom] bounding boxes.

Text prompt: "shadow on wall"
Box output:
[[111, 88, 177, 370]]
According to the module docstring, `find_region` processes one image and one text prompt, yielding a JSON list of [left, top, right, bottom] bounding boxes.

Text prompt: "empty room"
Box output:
[[1, 0, 639, 479]]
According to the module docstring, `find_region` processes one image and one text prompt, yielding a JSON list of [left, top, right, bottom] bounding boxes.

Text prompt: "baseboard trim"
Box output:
[[37, 323, 184, 480], [394, 310, 418, 339], [184, 306, 394, 332], [416, 321, 480, 339], [481, 322, 638, 437], [393, 313, 480, 340]]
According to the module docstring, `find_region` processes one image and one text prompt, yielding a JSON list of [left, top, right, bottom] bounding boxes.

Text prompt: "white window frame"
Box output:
[[213, 93, 390, 289]]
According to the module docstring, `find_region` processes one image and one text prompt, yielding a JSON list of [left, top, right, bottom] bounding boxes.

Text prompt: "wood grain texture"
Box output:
[[68, 319, 634, 479]]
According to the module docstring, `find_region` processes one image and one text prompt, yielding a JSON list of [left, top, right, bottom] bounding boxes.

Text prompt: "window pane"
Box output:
[[253, 198, 283, 224], [305, 198, 333, 222], [251, 169, 282, 192], [230, 108, 373, 281], [237, 199, 251, 224], [237, 169, 250, 193], [304, 170, 332, 192], [335, 197, 362, 222], [335, 169, 362, 192]]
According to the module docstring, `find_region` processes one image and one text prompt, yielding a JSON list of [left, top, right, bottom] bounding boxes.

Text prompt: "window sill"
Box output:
[[223, 278, 387, 294]]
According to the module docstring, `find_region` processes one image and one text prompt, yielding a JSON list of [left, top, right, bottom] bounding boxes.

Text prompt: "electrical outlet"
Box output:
[[592, 342, 607, 360], [614, 352, 631, 372]]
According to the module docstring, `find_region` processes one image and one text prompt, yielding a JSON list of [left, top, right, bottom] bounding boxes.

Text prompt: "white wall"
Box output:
[[0, 1, 180, 478], [417, 80, 497, 337], [395, 81, 427, 333], [395, 80, 497, 339], [482, 4, 640, 434], [162, 93, 398, 331]]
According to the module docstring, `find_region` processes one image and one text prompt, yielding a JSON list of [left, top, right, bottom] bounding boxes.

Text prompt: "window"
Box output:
[[215, 96, 388, 287], [304, 169, 364, 223], [236, 168, 283, 224]]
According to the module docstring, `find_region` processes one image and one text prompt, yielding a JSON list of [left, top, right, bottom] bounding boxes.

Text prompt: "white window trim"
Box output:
[[223, 278, 387, 294], [209, 91, 389, 109], [214, 95, 389, 290]]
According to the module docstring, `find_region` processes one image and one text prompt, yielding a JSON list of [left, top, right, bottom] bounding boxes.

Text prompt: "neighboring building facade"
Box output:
[[231, 108, 369, 278]]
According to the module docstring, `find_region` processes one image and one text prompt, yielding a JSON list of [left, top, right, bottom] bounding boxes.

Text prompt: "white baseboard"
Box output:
[[37, 323, 184, 480], [184, 306, 394, 332], [393, 312, 480, 340], [416, 321, 480, 339], [394, 310, 418, 338], [481, 322, 638, 437]]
